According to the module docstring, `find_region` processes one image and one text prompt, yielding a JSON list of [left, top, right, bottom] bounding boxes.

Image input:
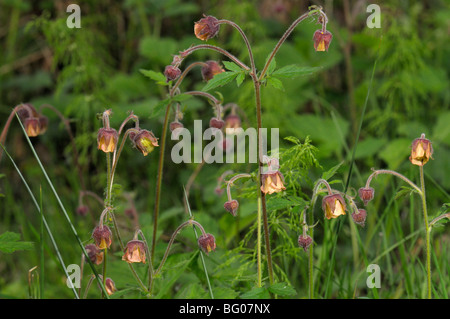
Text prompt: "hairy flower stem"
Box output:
[[154, 220, 207, 276], [151, 101, 172, 262], [365, 168, 432, 298], [420, 166, 432, 299]]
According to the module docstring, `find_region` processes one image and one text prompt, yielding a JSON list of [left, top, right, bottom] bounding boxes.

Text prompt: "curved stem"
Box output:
[[184, 90, 221, 106], [259, 10, 326, 81], [180, 44, 250, 71], [225, 173, 252, 201], [218, 19, 256, 75], [420, 166, 432, 299], [155, 220, 206, 275], [170, 61, 207, 95], [366, 169, 422, 195]]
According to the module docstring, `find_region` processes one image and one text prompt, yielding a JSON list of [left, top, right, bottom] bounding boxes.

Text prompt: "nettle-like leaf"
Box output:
[[202, 71, 239, 91], [139, 69, 168, 86], [0, 232, 33, 254], [394, 186, 419, 200], [271, 65, 322, 78], [268, 282, 297, 296]]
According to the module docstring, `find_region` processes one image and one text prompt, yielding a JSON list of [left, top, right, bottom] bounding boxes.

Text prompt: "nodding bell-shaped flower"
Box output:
[[122, 240, 146, 264], [224, 199, 239, 216], [313, 30, 333, 51], [24, 117, 42, 137], [224, 114, 242, 134], [169, 121, 184, 132], [409, 134, 433, 166], [261, 170, 286, 194], [298, 234, 313, 252], [164, 65, 182, 82], [201, 60, 224, 81], [97, 128, 118, 153], [352, 209, 367, 227], [38, 116, 48, 134], [132, 129, 159, 156], [198, 233, 216, 254], [105, 278, 117, 295], [358, 187, 375, 206], [85, 243, 104, 265], [322, 194, 346, 220], [194, 15, 220, 41], [92, 225, 112, 250]]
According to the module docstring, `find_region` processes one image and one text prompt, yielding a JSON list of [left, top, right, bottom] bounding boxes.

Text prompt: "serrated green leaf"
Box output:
[[236, 72, 245, 87], [223, 61, 242, 72], [267, 57, 276, 75], [272, 65, 321, 78], [267, 77, 284, 91], [139, 69, 168, 85], [268, 282, 297, 296], [202, 71, 238, 91], [0, 232, 33, 254]]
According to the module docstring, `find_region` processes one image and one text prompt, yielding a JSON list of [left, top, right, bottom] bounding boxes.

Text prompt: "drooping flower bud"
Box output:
[[358, 187, 375, 206], [92, 225, 112, 250], [194, 15, 220, 41], [224, 199, 239, 216], [164, 65, 181, 82], [209, 117, 225, 130], [298, 234, 313, 252], [322, 194, 346, 219], [24, 117, 42, 137], [313, 30, 333, 51], [198, 233, 216, 254], [85, 243, 104, 265], [105, 278, 117, 295], [409, 134, 433, 166], [201, 60, 224, 81], [352, 209, 367, 227], [76, 205, 89, 217], [122, 240, 146, 264], [169, 121, 184, 132], [97, 128, 118, 153], [132, 129, 159, 156]]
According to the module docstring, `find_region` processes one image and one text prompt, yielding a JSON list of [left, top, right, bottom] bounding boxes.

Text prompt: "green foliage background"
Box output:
[[0, 0, 448, 299]]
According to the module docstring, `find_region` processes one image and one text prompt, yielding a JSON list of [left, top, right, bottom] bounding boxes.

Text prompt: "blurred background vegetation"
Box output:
[[0, 0, 448, 299]]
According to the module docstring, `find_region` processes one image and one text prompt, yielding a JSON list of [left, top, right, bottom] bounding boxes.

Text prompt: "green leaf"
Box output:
[[0, 232, 33, 254], [266, 57, 276, 75], [223, 61, 242, 72], [394, 186, 418, 201], [268, 282, 297, 296], [240, 287, 270, 299], [272, 65, 321, 78], [236, 72, 245, 87], [202, 71, 238, 91], [321, 161, 344, 180], [172, 93, 193, 102], [139, 69, 168, 86], [266, 77, 284, 91]]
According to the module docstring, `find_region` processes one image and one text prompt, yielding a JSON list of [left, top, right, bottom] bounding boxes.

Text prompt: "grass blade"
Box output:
[[0, 142, 79, 298], [13, 112, 109, 298]]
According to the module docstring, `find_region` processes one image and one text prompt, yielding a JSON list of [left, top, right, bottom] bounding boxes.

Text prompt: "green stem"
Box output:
[[151, 102, 172, 261], [419, 166, 432, 299], [102, 248, 107, 299], [257, 197, 262, 287]]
